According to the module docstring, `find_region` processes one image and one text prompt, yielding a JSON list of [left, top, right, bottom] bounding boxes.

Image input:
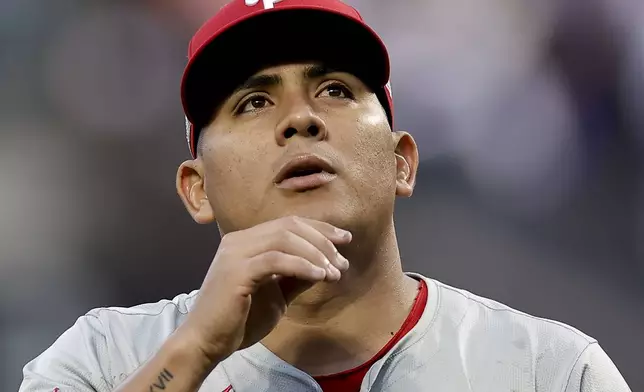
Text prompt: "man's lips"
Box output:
[[274, 154, 337, 191], [276, 171, 338, 191]]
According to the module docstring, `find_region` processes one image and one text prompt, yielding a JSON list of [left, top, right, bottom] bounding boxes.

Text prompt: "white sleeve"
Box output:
[[563, 342, 632, 392], [18, 314, 113, 392]]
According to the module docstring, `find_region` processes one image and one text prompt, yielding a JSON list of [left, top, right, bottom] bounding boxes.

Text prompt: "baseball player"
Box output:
[[20, 0, 632, 391]]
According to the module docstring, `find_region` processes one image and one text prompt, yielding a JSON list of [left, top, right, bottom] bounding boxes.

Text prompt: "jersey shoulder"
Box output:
[[88, 290, 198, 346], [370, 276, 626, 392], [433, 278, 595, 346], [86, 291, 199, 380], [88, 290, 198, 320], [20, 291, 199, 391], [433, 279, 596, 389]]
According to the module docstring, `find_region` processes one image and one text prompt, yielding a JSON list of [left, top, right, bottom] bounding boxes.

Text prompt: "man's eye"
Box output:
[[238, 96, 270, 114], [318, 83, 352, 99]]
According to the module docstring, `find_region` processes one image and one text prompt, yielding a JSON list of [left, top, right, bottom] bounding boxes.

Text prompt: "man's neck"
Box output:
[[261, 225, 420, 376]]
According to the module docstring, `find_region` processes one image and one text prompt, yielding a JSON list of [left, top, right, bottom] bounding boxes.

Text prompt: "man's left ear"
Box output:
[[393, 131, 419, 197]]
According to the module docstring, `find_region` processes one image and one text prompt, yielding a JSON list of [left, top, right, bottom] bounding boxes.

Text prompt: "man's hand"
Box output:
[[178, 216, 352, 364], [114, 216, 351, 392]]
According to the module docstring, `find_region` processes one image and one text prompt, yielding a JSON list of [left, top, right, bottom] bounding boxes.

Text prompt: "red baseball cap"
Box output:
[[181, 0, 394, 158]]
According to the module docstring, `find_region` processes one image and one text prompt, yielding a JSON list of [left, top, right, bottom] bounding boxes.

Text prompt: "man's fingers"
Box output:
[[246, 251, 327, 285], [292, 217, 353, 244], [223, 216, 352, 282], [268, 231, 342, 280], [283, 218, 350, 272]]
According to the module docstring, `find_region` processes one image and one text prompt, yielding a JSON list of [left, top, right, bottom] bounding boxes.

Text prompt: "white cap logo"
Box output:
[[245, 0, 283, 9], [185, 115, 192, 148], [385, 80, 393, 99]]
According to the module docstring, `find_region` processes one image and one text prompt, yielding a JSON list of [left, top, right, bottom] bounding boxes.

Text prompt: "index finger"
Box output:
[[291, 217, 352, 243]]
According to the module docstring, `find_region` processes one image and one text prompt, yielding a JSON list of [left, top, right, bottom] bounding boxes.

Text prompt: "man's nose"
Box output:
[[274, 103, 327, 146]]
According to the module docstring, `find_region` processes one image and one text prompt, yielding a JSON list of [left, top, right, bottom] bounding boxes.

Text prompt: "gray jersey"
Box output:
[[19, 274, 631, 391]]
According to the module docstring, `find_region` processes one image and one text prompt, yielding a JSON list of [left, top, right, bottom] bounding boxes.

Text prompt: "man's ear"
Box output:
[[392, 131, 419, 198], [176, 159, 216, 224]]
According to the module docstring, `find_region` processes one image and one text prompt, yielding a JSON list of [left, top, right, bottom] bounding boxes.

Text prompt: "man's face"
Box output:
[[178, 62, 417, 234]]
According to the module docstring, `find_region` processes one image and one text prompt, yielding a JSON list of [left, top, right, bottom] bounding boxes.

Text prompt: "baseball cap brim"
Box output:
[[181, 3, 392, 157]]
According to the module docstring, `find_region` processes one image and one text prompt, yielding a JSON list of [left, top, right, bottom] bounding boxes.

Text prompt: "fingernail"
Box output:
[[336, 251, 349, 270], [335, 228, 351, 239], [325, 260, 341, 279]]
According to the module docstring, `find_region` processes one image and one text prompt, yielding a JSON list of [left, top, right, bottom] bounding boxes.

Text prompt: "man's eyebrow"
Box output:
[[232, 73, 282, 96], [230, 65, 341, 97], [303, 64, 340, 80]]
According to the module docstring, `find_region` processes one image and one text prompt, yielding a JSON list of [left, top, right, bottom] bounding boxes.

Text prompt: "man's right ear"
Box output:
[[176, 160, 216, 224]]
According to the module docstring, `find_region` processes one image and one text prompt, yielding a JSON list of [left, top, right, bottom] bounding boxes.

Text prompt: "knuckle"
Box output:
[[220, 231, 238, 246], [258, 251, 284, 270], [282, 215, 302, 229], [215, 244, 234, 260], [322, 238, 336, 254], [262, 250, 282, 262], [307, 248, 327, 265], [273, 230, 296, 247], [315, 251, 329, 266], [216, 231, 248, 261]]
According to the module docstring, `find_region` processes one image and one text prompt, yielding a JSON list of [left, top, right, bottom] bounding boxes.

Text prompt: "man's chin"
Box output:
[[268, 199, 354, 227], [274, 207, 345, 223]]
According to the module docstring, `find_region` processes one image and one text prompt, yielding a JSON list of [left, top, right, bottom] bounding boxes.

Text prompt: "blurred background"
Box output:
[[1, 0, 643, 390]]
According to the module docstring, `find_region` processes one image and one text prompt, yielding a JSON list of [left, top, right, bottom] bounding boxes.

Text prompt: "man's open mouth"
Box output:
[[274, 155, 337, 191]]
